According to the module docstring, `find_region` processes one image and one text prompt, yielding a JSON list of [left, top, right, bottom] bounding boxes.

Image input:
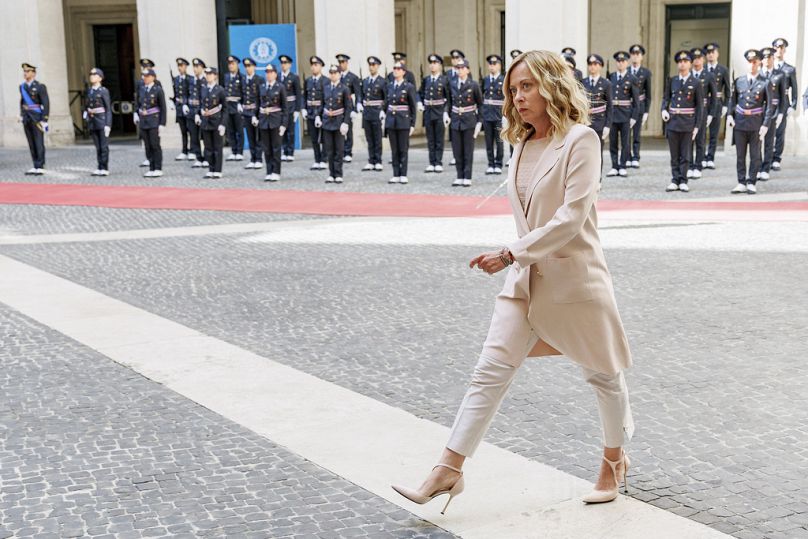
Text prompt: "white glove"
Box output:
[[158, 125, 165, 136], [301, 109, 308, 120], [237, 103, 243, 113], [217, 124, 226, 137], [279, 125, 286, 136], [602, 126, 610, 140], [409, 126, 415, 136], [759, 125, 768, 141], [379, 111, 386, 123], [182, 105, 190, 115], [642, 112, 649, 125], [417, 102, 425, 112], [776, 113, 784, 128], [691, 127, 698, 141], [293, 111, 300, 121], [314, 116, 322, 128], [104, 126, 111, 137], [357, 103, 364, 113], [40, 122, 48, 132], [473, 122, 482, 139], [194, 114, 201, 126], [443, 112, 450, 127], [133, 112, 140, 124], [251, 116, 259, 127], [82, 111, 88, 120], [707, 115, 713, 125], [721, 106, 728, 117], [339, 122, 349, 136], [629, 118, 637, 128], [786, 107, 794, 117], [350, 111, 358, 120], [726, 115, 735, 128], [661, 110, 670, 122]]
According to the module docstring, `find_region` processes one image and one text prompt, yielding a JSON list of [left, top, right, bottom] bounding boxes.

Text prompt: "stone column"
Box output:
[[505, 0, 588, 68], [0, 0, 72, 147], [136, 0, 218, 149]]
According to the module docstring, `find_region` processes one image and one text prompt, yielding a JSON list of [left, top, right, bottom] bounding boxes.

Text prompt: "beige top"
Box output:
[[516, 137, 550, 209]]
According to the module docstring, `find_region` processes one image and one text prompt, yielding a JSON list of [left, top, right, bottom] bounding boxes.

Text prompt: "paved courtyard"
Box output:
[[1, 142, 807, 538]]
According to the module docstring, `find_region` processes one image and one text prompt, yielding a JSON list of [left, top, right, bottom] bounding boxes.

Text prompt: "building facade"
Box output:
[[1, 0, 806, 155]]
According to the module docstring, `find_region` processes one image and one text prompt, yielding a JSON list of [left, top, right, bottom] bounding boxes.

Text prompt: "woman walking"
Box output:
[[391, 50, 635, 514]]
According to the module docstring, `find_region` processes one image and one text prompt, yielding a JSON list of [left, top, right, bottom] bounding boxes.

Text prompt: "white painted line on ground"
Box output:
[[0, 254, 728, 539], [681, 191, 808, 203]]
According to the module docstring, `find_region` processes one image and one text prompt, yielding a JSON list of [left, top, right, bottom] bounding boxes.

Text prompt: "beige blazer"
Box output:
[[500, 121, 632, 375]]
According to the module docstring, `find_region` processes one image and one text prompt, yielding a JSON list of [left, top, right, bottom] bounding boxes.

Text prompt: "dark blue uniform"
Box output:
[[689, 69, 718, 172], [628, 65, 651, 164], [322, 81, 353, 179], [448, 78, 482, 182], [418, 73, 449, 167], [187, 75, 205, 161], [772, 60, 798, 167], [728, 74, 773, 186], [384, 80, 417, 178], [340, 70, 361, 158], [85, 85, 112, 170], [705, 62, 731, 163], [20, 79, 49, 170], [582, 75, 612, 169], [280, 70, 302, 158], [304, 75, 325, 165], [172, 74, 190, 154], [223, 70, 244, 156], [200, 83, 226, 173], [136, 83, 167, 171], [661, 74, 704, 186], [481, 73, 505, 170], [361, 75, 387, 166], [608, 71, 640, 171], [242, 73, 265, 165], [761, 69, 787, 174], [258, 81, 288, 176]]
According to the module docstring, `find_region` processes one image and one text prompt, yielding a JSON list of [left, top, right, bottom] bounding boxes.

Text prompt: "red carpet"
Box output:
[[1, 182, 807, 217]]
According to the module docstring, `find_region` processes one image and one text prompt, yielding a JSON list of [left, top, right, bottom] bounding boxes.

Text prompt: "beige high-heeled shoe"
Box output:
[[582, 450, 630, 504], [391, 463, 465, 514]]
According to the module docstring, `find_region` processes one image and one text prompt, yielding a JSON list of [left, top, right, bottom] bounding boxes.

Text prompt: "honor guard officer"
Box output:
[[19, 62, 49, 175], [336, 54, 362, 162], [583, 54, 613, 166], [302, 56, 326, 170], [172, 58, 191, 160], [136, 68, 167, 178], [85, 67, 112, 176], [279, 55, 302, 161], [241, 58, 265, 169], [703, 42, 731, 169], [771, 37, 798, 171], [321, 64, 353, 184], [196, 67, 227, 179], [482, 54, 505, 174], [727, 49, 774, 195], [361, 56, 387, 172], [385, 61, 418, 184], [258, 63, 288, 182], [561, 47, 583, 81], [759, 46, 787, 181], [687, 47, 718, 180], [446, 49, 469, 167], [418, 53, 449, 173], [223, 55, 245, 161], [188, 58, 207, 167], [627, 44, 652, 168], [661, 50, 703, 193], [135, 58, 161, 168], [447, 58, 483, 187], [387, 52, 417, 85], [607, 51, 640, 177]]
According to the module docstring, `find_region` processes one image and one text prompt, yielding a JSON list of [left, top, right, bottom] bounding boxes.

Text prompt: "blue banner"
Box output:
[[229, 24, 300, 150]]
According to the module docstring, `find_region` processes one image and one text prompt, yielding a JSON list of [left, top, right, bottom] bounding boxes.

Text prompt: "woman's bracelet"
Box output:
[[498, 247, 514, 266]]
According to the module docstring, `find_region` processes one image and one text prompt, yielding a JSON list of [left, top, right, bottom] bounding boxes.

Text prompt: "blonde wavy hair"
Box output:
[[500, 50, 590, 145]]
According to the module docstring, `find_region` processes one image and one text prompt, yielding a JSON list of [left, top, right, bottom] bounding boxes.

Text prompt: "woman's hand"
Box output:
[[469, 250, 511, 274]]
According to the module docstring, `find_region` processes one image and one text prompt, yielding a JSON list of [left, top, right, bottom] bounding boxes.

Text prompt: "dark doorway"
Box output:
[[93, 24, 136, 135], [664, 4, 731, 77]]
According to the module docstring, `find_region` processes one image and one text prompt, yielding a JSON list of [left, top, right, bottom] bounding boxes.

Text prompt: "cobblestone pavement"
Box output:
[[1, 218, 807, 538], [0, 303, 456, 539], [1, 139, 807, 201]]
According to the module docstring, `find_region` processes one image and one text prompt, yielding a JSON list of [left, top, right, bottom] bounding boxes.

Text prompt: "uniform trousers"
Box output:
[[706, 113, 722, 162], [424, 117, 445, 166], [24, 121, 46, 168], [202, 129, 224, 172], [445, 295, 634, 458], [690, 117, 709, 171], [363, 119, 383, 165], [451, 128, 475, 179], [761, 119, 777, 173], [141, 127, 162, 171], [307, 118, 323, 163], [177, 116, 189, 154], [609, 120, 631, 169], [388, 128, 410, 177], [483, 120, 504, 168], [244, 119, 262, 163], [590, 124, 605, 174], [773, 113, 788, 164], [282, 113, 296, 156], [224, 110, 244, 154], [667, 129, 691, 185], [630, 111, 644, 162], [322, 128, 344, 177], [187, 115, 201, 158], [260, 127, 282, 175], [90, 128, 109, 170], [344, 119, 355, 157], [734, 129, 761, 185]]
